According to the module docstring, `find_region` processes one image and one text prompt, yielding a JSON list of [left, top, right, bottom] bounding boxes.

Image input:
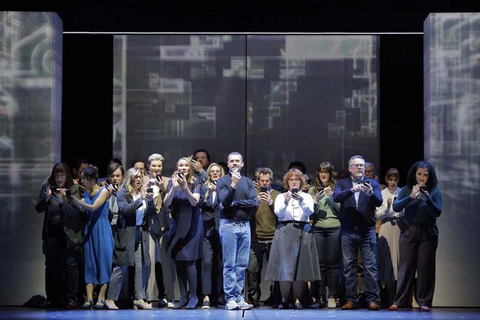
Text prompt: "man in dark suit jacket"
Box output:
[[333, 155, 383, 310]]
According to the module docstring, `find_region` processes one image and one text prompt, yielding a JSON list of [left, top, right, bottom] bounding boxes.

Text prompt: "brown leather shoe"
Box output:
[[368, 301, 380, 310], [341, 301, 355, 310], [389, 304, 399, 311]]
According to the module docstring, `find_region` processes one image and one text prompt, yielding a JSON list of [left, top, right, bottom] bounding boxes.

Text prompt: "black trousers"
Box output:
[[247, 237, 281, 303], [43, 225, 82, 305], [201, 230, 223, 296], [43, 225, 65, 304], [312, 226, 341, 300], [393, 224, 438, 308]]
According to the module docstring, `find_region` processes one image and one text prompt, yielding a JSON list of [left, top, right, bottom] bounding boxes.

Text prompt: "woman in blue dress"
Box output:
[[164, 157, 204, 309], [71, 165, 114, 310]]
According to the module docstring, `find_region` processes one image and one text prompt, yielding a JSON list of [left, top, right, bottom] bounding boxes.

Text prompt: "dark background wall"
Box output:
[[5, 1, 476, 179], [60, 33, 423, 185]]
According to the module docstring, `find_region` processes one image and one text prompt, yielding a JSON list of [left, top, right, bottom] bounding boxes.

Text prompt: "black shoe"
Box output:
[[247, 298, 259, 307], [278, 302, 289, 309], [65, 301, 77, 310], [158, 299, 168, 308]]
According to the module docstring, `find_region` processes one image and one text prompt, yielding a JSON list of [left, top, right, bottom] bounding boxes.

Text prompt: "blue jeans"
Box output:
[[341, 228, 379, 303], [220, 219, 251, 302]]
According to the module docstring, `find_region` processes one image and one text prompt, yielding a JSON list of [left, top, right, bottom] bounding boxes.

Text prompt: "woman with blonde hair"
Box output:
[[200, 163, 225, 308], [104, 167, 157, 310], [164, 157, 204, 309]]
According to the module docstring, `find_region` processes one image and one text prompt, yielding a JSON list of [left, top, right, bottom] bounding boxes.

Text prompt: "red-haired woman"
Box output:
[[265, 169, 320, 309]]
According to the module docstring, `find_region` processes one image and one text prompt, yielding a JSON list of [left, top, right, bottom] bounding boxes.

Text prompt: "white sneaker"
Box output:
[[225, 300, 240, 310], [236, 299, 253, 310], [167, 301, 175, 308], [327, 298, 336, 309]]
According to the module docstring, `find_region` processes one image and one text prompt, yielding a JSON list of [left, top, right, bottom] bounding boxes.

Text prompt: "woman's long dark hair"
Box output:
[[314, 161, 336, 189], [47, 163, 75, 188], [406, 161, 438, 191]]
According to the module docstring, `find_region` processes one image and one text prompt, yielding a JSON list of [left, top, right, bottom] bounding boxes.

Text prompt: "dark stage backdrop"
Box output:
[[113, 35, 379, 184]]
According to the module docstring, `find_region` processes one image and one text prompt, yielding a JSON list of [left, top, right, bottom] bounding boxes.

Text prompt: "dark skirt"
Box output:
[[265, 221, 321, 282]]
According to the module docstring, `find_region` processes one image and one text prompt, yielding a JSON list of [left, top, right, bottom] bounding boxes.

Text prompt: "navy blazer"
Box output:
[[332, 176, 383, 233]]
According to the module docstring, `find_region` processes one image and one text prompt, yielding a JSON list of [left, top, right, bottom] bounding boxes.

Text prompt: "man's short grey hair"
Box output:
[[148, 153, 164, 165], [227, 152, 243, 162], [258, 167, 273, 181], [348, 155, 365, 166], [365, 162, 375, 169]]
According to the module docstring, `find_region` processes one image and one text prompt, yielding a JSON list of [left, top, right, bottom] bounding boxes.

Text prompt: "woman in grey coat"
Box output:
[[104, 168, 157, 310]]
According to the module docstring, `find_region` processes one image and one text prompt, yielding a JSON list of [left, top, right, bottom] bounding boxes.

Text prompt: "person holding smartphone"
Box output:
[[247, 167, 281, 307], [103, 167, 157, 310], [70, 165, 114, 310], [164, 157, 204, 309], [265, 169, 319, 310], [375, 168, 403, 308], [200, 163, 225, 308], [308, 162, 341, 309], [190, 149, 211, 182], [332, 155, 383, 311], [141, 153, 175, 308], [35, 163, 84, 309], [106, 162, 125, 235], [389, 161, 442, 312], [216, 152, 258, 310]]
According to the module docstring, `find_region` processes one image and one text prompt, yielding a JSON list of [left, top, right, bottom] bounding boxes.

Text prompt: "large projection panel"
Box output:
[[0, 12, 63, 305], [246, 35, 379, 183], [113, 35, 246, 173], [425, 13, 480, 307]]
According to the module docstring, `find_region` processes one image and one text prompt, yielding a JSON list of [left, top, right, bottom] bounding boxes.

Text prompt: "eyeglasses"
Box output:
[[54, 174, 66, 178], [288, 179, 300, 182], [349, 163, 364, 168]]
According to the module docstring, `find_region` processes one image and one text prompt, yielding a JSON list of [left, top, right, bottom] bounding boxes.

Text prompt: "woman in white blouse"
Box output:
[[265, 169, 321, 309], [376, 168, 404, 307]]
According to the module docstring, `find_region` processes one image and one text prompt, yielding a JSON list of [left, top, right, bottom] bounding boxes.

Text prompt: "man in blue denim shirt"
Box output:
[[217, 152, 258, 310]]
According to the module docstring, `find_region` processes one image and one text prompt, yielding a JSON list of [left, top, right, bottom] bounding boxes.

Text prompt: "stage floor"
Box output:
[[1, 307, 480, 320]]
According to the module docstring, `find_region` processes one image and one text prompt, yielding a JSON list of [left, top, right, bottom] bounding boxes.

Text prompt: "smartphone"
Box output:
[[65, 189, 72, 197], [178, 172, 184, 179], [156, 173, 162, 181], [211, 180, 217, 187], [292, 188, 299, 194], [147, 187, 154, 193], [50, 186, 58, 194], [112, 183, 119, 191], [316, 186, 325, 193], [364, 181, 371, 187], [260, 187, 268, 193]]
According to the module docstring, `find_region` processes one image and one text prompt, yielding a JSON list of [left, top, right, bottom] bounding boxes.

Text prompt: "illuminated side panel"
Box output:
[[0, 12, 62, 305], [425, 13, 480, 307]]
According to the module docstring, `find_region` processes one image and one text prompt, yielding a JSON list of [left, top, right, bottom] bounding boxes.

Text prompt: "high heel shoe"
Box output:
[[82, 299, 93, 310], [104, 300, 119, 310], [93, 299, 106, 310], [133, 299, 153, 310], [186, 296, 199, 310]]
